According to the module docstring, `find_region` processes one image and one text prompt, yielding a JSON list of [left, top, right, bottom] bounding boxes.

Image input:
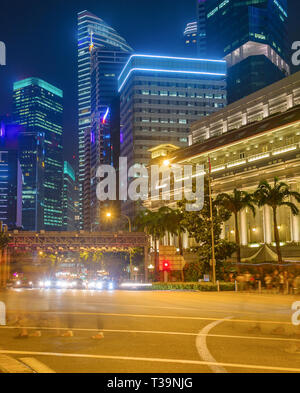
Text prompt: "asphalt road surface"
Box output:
[[0, 289, 299, 373]]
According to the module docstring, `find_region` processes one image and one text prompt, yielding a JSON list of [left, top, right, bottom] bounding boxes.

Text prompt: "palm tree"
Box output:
[[254, 178, 300, 263], [152, 207, 187, 281], [134, 208, 168, 276], [215, 189, 256, 263]]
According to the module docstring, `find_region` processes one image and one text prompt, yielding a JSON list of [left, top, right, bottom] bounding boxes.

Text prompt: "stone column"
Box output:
[[290, 184, 300, 242], [263, 104, 269, 118], [169, 233, 174, 246], [240, 210, 248, 246], [263, 205, 272, 244], [220, 223, 225, 240], [182, 231, 189, 249], [242, 113, 247, 126], [287, 94, 294, 110]]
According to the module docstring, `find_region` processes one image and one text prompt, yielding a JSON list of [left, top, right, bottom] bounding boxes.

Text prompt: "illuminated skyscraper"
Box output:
[[77, 10, 132, 228], [183, 22, 198, 55], [118, 54, 227, 218], [62, 161, 78, 231], [196, 0, 208, 57], [197, 0, 290, 103], [0, 122, 23, 230], [13, 77, 63, 231]]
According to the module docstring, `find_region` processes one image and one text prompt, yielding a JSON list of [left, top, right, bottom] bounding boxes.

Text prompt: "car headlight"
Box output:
[[96, 282, 103, 290], [108, 282, 114, 290]]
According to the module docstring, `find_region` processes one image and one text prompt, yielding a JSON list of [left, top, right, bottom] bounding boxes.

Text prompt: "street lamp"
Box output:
[[106, 211, 133, 280]]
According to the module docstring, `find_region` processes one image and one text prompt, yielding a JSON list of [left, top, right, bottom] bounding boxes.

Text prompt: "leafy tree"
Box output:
[[80, 251, 103, 278], [215, 189, 256, 263], [134, 208, 169, 276], [254, 178, 300, 263], [177, 180, 235, 280]]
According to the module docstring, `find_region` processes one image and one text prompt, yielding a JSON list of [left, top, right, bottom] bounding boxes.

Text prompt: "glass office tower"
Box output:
[[62, 161, 78, 231], [13, 77, 63, 231], [196, 0, 208, 57], [77, 10, 132, 228], [183, 22, 198, 55], [198, 0, 290, 103], [118, 54, 227, 218], [0, 122, 23, 230], [81, 47, 131, 231]]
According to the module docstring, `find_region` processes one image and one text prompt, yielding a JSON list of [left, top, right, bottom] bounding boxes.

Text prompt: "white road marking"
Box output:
[[6, 310, 292, 326], [19, 357, 55, 373], [71, 301, 280, 316], [0, 350, 299, 373], [0, 354, 33, 373], [196, 318, 232, 373], [1, 325, 299, 343]]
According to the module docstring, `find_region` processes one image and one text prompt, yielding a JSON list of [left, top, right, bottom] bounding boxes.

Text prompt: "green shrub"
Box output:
[[151, 282, 235, 292]]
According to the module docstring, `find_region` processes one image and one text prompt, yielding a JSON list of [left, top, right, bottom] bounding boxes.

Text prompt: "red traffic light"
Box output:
[[162, 260, 170, 271]]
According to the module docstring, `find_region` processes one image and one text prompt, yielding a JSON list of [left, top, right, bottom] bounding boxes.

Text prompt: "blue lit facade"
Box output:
[[77, 10, 133, 228], [118, 55, 227, 218], [198, 0, 290, 103], [91, 47, 132, 167], [13, 77, 63, 231], [183, 22, 198, 55], [196, 0, 207, 57], [0, 122, 22, 229], [62, 161, 78, 231]]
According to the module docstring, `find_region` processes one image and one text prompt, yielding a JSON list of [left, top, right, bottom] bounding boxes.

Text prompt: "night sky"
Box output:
[[0, 0, 299, 164]]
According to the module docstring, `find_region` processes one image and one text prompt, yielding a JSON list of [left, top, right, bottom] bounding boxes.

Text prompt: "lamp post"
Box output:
[[208, 156, 216, 285], [106, 212, 133, 280]]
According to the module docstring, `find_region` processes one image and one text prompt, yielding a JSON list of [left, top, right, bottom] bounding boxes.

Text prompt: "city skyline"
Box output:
[[0, 0, 299, 164]]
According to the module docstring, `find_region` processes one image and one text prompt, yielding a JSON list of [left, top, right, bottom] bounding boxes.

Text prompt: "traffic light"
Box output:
[[162, 260, 170, 272]]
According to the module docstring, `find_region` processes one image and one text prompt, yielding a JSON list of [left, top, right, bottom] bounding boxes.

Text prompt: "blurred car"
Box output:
[[86, 277, 115, 291], [13, 279, 33, 289]]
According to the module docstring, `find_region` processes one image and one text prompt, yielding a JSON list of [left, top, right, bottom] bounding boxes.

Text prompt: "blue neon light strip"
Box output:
[[102, 107, 110, 123], [118, 54, 226, 82], [118, 67, 226, 92], [13, 78, 63, 98]]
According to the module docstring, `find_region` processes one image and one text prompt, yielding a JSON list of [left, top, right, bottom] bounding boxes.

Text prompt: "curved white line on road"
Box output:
[[196, 317, 232, 374]]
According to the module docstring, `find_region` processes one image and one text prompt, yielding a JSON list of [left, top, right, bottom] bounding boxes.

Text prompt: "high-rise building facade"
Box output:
[[196, 0, 208, 57], [13, 77, 63, 231], [152, 72, 300, 246], [62, 161, 78, 231], [197, 0, 290, 103], [183, 22, 198, 55], [81, 47, 131, 231], [118, 54, 227, 218], [0, 122, 23, 230], [77, 10, 132, 228]]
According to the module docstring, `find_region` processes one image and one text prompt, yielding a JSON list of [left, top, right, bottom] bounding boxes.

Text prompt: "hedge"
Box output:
[[151, 282, 235, 292]]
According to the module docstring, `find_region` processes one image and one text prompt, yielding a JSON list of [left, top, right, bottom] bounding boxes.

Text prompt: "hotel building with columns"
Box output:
[[146, 71, 300, 251]]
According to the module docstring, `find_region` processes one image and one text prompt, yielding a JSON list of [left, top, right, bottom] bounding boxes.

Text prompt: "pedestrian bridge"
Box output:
[[8, 231, 149, 252]]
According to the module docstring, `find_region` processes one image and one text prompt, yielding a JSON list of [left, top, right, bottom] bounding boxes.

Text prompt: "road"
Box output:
[[0, 289, 299, 373]]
